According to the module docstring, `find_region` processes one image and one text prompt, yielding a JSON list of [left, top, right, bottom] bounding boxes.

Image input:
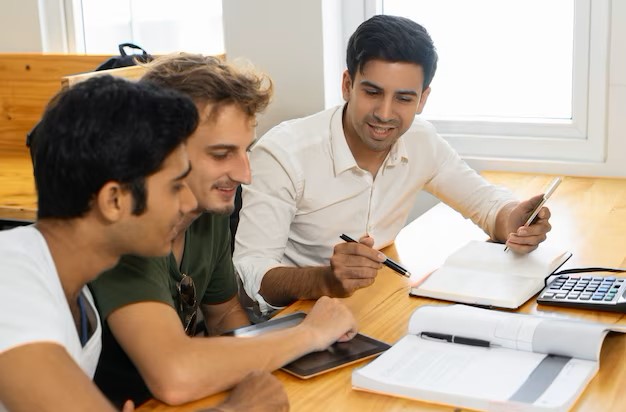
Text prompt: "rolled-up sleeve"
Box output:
[[233, 137, 300, 314], [424, 136, 517, 240]]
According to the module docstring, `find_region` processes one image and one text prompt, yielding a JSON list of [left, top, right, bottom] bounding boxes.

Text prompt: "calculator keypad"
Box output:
[[538, 275, 626, 312]]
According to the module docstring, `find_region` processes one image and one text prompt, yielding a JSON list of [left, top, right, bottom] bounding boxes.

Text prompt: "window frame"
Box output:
[[57, 0, 225, 55], [365, 0, 610, 164]]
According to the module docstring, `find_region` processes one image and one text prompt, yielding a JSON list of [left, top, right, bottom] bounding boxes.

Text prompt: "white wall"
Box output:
[[223, 0, 330, 136], [0, 0, 43, 51], [221, 0, 372, 136], [0, 0, 69, 52], [603, 0, 626, 175]]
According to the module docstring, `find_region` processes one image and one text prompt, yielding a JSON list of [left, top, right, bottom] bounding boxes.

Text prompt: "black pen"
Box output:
[[420, 331, 496, 348], [339, 234, 411, 278]]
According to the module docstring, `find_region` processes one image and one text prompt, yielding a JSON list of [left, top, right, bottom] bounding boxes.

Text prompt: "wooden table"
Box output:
[[138, 172, 626, 411], [0, 154, 36, 222], [8, 170, 625, 410]]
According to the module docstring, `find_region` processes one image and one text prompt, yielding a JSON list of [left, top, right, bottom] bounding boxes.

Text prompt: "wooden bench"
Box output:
[[0, 54, 111, 156], [0, 53, 111, 226], [0, 53, 221, 228], [61, 64, 145, 89]]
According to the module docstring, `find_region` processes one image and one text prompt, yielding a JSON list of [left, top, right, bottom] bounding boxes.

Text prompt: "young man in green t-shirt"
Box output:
[[89, 54, 358, 408]]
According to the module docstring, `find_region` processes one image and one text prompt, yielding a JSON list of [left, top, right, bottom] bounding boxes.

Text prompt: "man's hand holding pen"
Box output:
[[340, 234, 411, 278], [324, 235, 385, 297]]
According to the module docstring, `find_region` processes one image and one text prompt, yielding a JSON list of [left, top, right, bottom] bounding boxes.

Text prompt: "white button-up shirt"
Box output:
[[234, 105, 516, 313]]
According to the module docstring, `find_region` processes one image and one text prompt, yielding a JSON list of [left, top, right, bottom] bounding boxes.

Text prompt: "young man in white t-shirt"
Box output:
[[0, 76, 288, 412]]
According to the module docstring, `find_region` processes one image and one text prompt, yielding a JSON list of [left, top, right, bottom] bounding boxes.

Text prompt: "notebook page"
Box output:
[[417, 267, 541, 308], [355, 335, 545, 401], [444, 241, 569, 278]]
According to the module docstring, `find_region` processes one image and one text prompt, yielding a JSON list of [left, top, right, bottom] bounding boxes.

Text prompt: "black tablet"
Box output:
[[223, 312, 391, 379]]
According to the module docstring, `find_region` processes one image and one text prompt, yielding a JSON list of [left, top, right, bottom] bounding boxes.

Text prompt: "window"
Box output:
[[383, 0, 574, 120], [65, 0, 224, 55], [367, 0, 610, 164]]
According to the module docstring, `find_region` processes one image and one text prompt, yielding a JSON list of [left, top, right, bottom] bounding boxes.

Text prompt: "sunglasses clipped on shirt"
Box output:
[[177, 273, 198, 336]]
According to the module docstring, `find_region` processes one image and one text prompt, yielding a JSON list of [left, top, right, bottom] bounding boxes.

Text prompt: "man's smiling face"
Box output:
[[184, 102, 256, 215], [341, 59, 430, 155]]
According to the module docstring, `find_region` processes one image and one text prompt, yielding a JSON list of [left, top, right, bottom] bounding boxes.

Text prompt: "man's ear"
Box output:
[[94, 181, 128, 222], [341, 70, 353, 102], [416, 87, 432, 114]]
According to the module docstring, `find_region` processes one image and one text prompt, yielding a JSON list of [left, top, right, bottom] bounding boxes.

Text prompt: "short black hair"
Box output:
[[346, 15, 438, 89], [32, 75, 198, 219]]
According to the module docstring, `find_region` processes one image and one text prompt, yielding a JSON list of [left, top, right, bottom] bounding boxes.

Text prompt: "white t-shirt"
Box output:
[[234, 105, 516, 314], [0, 226, 102, 382]]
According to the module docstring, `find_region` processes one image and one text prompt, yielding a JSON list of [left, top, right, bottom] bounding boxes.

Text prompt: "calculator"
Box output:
[[537, 274, 626, 312]]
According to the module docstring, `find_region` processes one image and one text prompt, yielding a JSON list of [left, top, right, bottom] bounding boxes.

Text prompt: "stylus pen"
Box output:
[[339, 234, 411, 278], [420, 332, 496, 348], [504, 177, 562, 252]]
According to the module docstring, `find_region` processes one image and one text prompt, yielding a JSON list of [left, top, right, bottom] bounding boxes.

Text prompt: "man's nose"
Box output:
[[232, 152, 252, 185], [373, 97, 394, 122], [180, 182, 198, 214]]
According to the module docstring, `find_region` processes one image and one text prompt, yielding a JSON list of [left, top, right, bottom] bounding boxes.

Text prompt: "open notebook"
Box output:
[[410, 241, 572, 308], [353, 304, 625, 411]]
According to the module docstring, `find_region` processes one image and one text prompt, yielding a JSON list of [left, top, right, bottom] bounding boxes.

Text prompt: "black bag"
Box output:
[[27, 43, 154, 156], [95, 43, 153, 71]]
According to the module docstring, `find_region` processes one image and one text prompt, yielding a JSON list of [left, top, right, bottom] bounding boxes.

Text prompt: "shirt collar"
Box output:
[[329, 104, 409, 176], [386, 132, 409, 168], [330, 105, 357, 176]]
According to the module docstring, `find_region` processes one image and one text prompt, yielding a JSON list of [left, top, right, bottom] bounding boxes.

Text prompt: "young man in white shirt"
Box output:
[[234, 15, 553, 316], [0, 76, 287, 412]]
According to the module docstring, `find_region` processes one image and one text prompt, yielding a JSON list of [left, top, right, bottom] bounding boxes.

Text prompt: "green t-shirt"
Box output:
[[89, 213, 237, 406]]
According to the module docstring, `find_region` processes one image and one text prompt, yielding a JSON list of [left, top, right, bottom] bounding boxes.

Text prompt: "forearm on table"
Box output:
[[155, 325, 317, 404], [259, 266, 332, 307]]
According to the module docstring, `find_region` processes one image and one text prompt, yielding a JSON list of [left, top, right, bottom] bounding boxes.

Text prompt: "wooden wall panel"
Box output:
[[0, 54, 109, 156]]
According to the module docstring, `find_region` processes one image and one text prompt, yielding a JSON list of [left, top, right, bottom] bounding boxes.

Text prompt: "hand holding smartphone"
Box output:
[[504, 177, 562, 252]]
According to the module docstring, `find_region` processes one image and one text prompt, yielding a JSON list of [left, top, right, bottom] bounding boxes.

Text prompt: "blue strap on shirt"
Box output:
[[77, 294, 88, 347]]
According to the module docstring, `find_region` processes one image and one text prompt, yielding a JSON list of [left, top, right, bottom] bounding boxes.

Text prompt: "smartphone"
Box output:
[[524, 177, 562, 226]]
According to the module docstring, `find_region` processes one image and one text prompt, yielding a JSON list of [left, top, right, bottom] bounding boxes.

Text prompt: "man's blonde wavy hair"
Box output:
[[141, 53, 273, 121]]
